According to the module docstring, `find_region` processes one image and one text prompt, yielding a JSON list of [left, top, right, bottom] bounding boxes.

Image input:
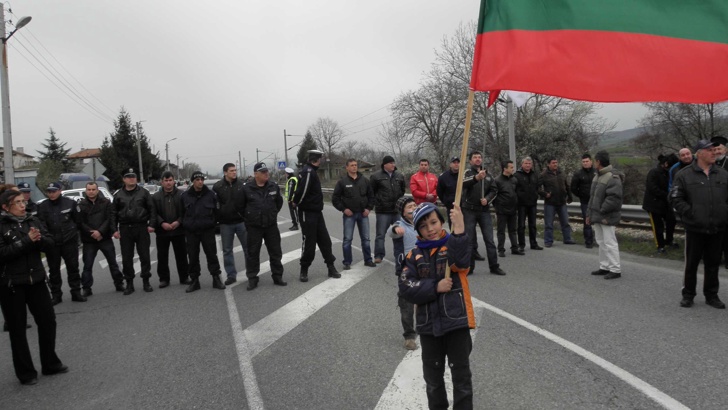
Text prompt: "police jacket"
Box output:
[[332, 172, 374, 214], [539, 169, 572, 206], [241, 180, 283, 228], [399, 233, 474, 337], [25, 199, 37, 217], [642, 165, 670, 215], [409, 171, 438, 204], [212, 177, 245, 224], [461, 166, 497, 212], [437, 169, 458, 209], [152, 187, 185, 238], [113, 185, 156, 227], [36, 196, 80, 245], [669, 162, 728, 234], [370, 167, 406, 214], [292, 163, 324, 212], [571, 167, 596, 202], [514, 168, 539, 206], [181, 185, 219, 233], [78, 195, 115, 242], [285, 176, 298, 201], [494, 173, 518, 215], [0, 213, 54, 287], [586, 165, 624, 226]]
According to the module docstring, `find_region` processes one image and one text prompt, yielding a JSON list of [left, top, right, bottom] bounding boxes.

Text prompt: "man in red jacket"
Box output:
[[410, 159, 438, 204]]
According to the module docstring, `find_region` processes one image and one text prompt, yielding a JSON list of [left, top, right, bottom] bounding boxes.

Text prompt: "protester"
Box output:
[[437, 156, 460, 228], [712, 136, 728, 268], [284, 167, 299, 231], [292, 149, 340, 282], [642, 154, 678, 253], [670, 140, 728, 309], [37, 182, 86, 304], [667, 147, 693, 191], [514, 157, 543, 251], [240, 163, 286, 290], [538, 157, 575, 247], [410, 159, 438, 205], [399, 202, 474, 409], [571, 153, 596, 248], [389, 197, 418, 350], [586, 151, 624, 280], [213, 163, 250, 286], [79, 182, 125, 295], [181, 171, 226, 292], [370, 155, 406, 263], [152, 172, 190, 288], [494, 160, 522, 256], [332, 159, 376, 269], [0, 190, 68, 385]]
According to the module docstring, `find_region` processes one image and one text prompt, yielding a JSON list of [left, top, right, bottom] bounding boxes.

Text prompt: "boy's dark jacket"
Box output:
[[399, 232, 475, 337]]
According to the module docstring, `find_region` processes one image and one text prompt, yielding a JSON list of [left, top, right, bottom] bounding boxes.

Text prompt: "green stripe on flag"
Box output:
[[478, 0, 728, 45]]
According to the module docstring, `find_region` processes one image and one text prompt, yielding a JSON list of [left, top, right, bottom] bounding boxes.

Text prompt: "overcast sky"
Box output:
[[5, 0, 646, 175]]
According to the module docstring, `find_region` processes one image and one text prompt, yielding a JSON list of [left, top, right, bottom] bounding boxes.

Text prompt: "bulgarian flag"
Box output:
[[471, 0, 728, 105]]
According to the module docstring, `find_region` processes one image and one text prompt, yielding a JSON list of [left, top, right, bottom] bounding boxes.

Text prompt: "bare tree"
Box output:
[[634, 102, 728, 153], [308, 117, 346, 180]]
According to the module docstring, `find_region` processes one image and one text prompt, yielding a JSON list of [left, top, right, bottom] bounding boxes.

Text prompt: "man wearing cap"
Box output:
[[152, 171, 190, 288], [712, 136, 728, 170], [16, 182, 37, 216], [79, 182, 125, 296], [670, 140, 728, 309], [36, 182, 87, 304], [112, 169, 157, 295], [181, 171, 226, 292], [291, 149, 340, 282], [437, 157, 460, 229], [370, 155, 406, 263], [212, 163, 250, 286], [285, 167, 299, 230], [240, 162, 286, 290], [409, 159, 438, 205], [332, 158, 376, 270]]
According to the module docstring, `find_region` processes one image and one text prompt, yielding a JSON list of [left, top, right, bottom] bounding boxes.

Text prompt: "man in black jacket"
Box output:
[[538, 158, 575, 247], [642, 154, 677, 253], [240, 163, 286, 290], [670, 140, 728, 309], [332, 159, 376, 270], [0, 190, 68, 385], [514, 157, 542, 251], [152, 172, 189, 288], [79, 182, 124, 296], [37, 182, 86, 304], [437, 157, 460, 229], [212, 163, 250, 286], [292, 149, 340, 282], [370, 155, 406, 263], [182, 171, 226, 293], [461, 151, 505, 275], [112, 169, 157, 295], [494, 160, 522, 257], [571, 153, 596, 248]]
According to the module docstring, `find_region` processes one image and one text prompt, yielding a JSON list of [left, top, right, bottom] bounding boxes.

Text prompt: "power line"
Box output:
[[339, 102, 392, 128], [341, 114, 393, 134]]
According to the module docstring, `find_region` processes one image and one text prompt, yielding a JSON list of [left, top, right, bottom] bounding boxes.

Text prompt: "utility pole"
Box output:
[[176, 154, 180, 179], [284, 129, 288, 169], [256, 148, 259, 163], [507, 97, 516, 163], [242, 157, 247, 178], [165, 138, 177, 171], [135, 121, 145, 182], [238, 150, 242, 176]]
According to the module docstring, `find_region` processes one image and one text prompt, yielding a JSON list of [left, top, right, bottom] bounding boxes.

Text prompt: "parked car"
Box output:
[[143, 184, 161, 194], [61, 187, 114, 203], [59, 173, 110, 190]]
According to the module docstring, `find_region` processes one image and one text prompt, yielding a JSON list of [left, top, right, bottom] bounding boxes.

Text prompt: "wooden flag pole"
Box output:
[[445, 89, 476, 279]]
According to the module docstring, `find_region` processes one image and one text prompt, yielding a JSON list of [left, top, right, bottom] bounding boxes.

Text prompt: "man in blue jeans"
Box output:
[[370, 155, 406, 263], [213, 163, 251, 285], [538, 157, 575, 247], [571, 154, 596, 248], [332, 159, 377, 269]]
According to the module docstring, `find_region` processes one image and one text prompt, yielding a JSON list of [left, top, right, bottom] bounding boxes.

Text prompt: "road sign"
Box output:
[[277, 161, 286, 169]]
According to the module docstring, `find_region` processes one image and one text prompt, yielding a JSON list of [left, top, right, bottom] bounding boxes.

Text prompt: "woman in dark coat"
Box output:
[[642, 154, 678, 252]]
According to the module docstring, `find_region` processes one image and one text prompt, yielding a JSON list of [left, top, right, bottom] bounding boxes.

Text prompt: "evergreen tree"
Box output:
[[100, 108, 163, 189], [296, 131, 318, 167], [36, 128, 75, 172]]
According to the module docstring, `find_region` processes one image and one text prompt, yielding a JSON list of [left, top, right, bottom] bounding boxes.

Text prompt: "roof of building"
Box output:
[[0, 148, 35, 158], [68, 148, 101, 159]]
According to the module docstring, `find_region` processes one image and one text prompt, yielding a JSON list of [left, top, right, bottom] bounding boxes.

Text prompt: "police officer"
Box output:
[[37, 182, 86, 304], [291, 149, 340, 282], [17, 182, 37, 216], [285, 167, 299, 231], [152, 171, 190, 288], [79, 182, 125, 295], [182, 171, 226, 293], [240, 163, 286, 290], [112, 168, 157, 295]]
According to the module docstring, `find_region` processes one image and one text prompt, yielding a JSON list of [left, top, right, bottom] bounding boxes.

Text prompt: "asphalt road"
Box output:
[[1, 205, 726, 409]]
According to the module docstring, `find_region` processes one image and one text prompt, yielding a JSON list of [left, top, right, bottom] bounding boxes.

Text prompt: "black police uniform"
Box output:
[[180, 185, 222, 281], [113, 184, 156, 292], [240, 179, 284, 285], [36, 195, 84, 302], [78, 194, 124, 292]]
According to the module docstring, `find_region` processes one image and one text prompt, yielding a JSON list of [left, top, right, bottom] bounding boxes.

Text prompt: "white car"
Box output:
[[61, 187, 114, 203]]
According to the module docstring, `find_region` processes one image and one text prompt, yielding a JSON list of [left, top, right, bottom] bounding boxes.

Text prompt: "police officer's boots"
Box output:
[[185, 278, 201, 293], [123, 281, 135, 296], [70, 290, 87, 302], [212, 275, 226, 290], [51, 294, 62, 306], [327, 264, 341, 279], [142, 279, 153, 292], [299, 267, 308, 282]]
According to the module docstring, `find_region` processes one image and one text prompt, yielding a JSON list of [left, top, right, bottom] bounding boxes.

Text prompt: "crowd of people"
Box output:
[[2, 141, 727, 407]]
